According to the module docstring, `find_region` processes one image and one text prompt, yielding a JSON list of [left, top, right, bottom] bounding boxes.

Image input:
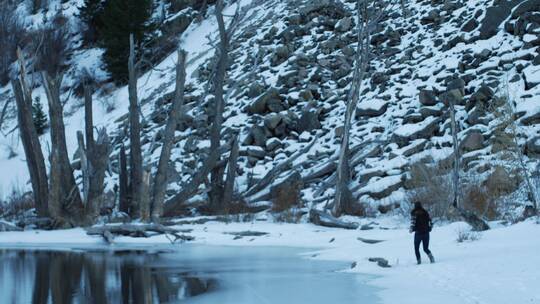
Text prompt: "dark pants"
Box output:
[[414, 232, 431, 261]]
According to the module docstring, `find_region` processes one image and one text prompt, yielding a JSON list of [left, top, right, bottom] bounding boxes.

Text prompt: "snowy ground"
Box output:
[[1, 217, 539, 304]]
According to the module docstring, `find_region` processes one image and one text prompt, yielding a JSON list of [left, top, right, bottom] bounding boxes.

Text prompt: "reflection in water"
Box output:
[[0, 250, 215, 304]]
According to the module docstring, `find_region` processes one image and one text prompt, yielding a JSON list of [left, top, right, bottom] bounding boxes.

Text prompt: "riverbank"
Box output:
[[0, 216, 539, 304]]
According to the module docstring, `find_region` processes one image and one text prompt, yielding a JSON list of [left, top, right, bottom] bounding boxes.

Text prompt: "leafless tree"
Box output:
[[42, 70, 85, 226], [77, 82, 111, 221], [34, 25, 69, 78], [492, 83, 538, 212], [127, 34, 145, 219], [447, 93, 490, 231], [333, 0, 384, 217], [11, 48, 49, 217], [119, 144, 130, 214], [151, 50, 187, 220]]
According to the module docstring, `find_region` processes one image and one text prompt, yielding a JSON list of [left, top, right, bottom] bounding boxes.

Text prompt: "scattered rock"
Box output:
[[368, 257, 391, 268], [335, 17, 352, 32], [419, 90, 438, 106], [357, 237, 385, 244], [460, 130, 485, 152]]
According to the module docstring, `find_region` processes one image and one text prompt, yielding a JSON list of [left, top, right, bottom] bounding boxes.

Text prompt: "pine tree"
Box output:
[[32, 97, 48, 136], [100, 0, 153, 82], [77, 0, 105, 45]]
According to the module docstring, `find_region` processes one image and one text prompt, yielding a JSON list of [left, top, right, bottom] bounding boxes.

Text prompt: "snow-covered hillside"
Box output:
[[1, 0, 540, 218]]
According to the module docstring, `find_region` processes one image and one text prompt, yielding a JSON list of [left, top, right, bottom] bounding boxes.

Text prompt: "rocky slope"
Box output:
[[1, 0, 540, 218]]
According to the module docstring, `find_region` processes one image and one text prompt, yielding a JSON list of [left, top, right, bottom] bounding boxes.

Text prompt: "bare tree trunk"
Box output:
[[333, 0, 370, 217], [448, 97, 489, 231], [222, 134, 239, 207], [151, 50, 187, 220], [12, 49, 49, 217], [32, 0, 42, 14], [78, 84, 110, 221], [128, 34, 143, 218], [11, 81, 49, 217], [119, 144, 130, 214], [448, 98, 460, 209], [208, 0, 229, 213], [42, 71, 84, 226]]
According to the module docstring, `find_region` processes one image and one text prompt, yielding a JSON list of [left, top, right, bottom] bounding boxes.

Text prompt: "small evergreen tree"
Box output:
[[100, 0, 153, 82], [32, 97, 48, 136], [77, 0, 105, 45]]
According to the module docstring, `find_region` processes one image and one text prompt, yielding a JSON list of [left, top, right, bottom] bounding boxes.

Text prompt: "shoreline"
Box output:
[[0, 217, 539, 303]]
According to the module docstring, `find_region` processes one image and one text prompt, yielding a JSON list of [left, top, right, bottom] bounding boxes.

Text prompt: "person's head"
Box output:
[[413, 201, 422, 209]]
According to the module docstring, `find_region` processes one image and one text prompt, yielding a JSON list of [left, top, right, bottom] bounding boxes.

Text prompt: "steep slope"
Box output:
[[1, 0, 539, 218]]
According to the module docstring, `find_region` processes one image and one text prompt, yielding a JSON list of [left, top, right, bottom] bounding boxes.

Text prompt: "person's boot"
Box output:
[[428, 253, 435, 264], [417, 258, 421, 265]]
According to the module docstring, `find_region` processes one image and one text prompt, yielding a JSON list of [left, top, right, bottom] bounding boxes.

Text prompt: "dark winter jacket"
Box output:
[[410, 207, 432, 234]]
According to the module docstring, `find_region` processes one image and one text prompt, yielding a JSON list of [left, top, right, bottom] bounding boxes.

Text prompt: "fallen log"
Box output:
[[308, 209, 359, 230], [85, 224, 194, 243]]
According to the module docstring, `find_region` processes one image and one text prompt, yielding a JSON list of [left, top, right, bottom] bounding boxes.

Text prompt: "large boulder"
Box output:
[[526, 136, 540, 156], [478, 1, 522, 39], [296, 108, 321, 133], [246, 88, 282, 114], [419, 90, 438, 106], [298, 0, 349, 19], [484, 166, 520, 196], [335, 17, 352, 32], [356, 100, 388, 117], [393, 117, 440, 147], [460, 130, 485, 153]]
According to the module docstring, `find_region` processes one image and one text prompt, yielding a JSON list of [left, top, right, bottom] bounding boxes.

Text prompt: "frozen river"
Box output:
[[0, 245, 380, 303]]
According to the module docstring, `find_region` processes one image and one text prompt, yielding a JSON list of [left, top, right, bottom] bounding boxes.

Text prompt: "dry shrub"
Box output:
[[407, 162, 453, 219], [274, 208, 305, 223], [0, 3, 26, 86], [271, 172, 303, 212], [456, 228, 482, 243], [1, 186, 34, 218]]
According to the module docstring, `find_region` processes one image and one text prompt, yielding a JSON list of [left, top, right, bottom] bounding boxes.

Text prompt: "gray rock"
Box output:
[[264, 113, 282, 130], [460, 130, 485, 152], [419, 90, 438, 106], [470, 85, 494, 103], [297, 109, 321, 133], [526, 136, 540, 156], [371, 72, 389, 85], [484, 166, 519, 195], [247, 82, 265, 98], [265, 138, 282, 151], [393, 118, 440, 147], [247, 146, 266, 159], [247, 88, 281, 114], [267, 98, 287, 113], [356, 101, 388, 117], [250, 125, 267, 147], [479, 1, 521, 39], [335, 17, 352, 32], [298, 0, 349, 18], [368, 257, 391, 268], [461, 18, 479, 32], [275, 45, 290, 60]]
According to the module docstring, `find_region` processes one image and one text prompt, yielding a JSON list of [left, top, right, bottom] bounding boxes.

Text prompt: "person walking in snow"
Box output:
[[409, 201, 435, 264]]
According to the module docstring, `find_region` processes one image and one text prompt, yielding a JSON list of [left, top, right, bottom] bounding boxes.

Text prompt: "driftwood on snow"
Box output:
[[308, 209, 359, 230]]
